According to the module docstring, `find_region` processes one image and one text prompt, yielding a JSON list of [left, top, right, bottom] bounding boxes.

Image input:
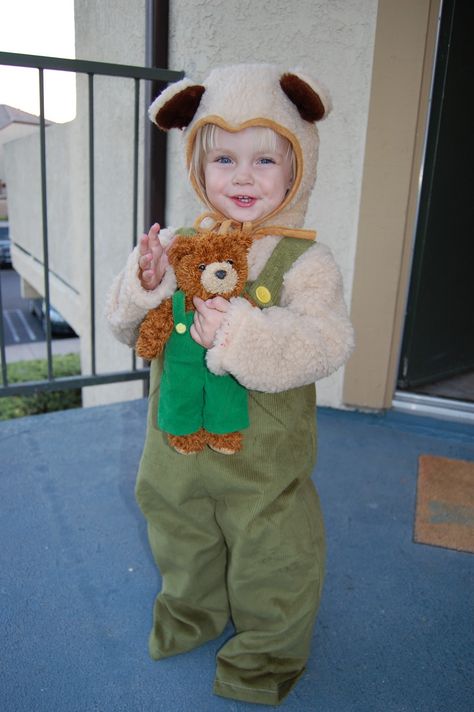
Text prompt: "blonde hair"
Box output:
[[190, 124, 296, 198]]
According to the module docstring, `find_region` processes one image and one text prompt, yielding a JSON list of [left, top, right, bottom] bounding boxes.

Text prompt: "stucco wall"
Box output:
[[166, 0, 378, 407], [0, 123, 43, 179]]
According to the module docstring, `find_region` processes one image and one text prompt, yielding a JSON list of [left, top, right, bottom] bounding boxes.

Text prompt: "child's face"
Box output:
[[203, 127, 293, 223]]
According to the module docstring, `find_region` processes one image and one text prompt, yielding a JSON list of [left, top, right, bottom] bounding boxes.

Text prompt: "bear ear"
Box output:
[[280, 72, 332, 122], [238, 232, 253, 251], [221, 231, 253, 253], [148, 78, 205, 130], [167, 235, 194, 264]]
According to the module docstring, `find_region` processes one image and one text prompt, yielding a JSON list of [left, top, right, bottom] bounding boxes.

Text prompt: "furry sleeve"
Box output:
[[104, 228, 177, 346], [206, 242, 354, 392]]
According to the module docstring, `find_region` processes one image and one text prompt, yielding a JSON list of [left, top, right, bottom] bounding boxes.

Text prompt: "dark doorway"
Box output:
[[397, 0, 474, 403]]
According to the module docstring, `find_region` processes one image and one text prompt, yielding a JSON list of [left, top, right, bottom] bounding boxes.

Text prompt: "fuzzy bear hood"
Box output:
[[148, 63, 332, 233]]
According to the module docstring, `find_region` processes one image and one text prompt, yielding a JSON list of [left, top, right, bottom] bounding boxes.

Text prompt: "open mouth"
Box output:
[[230, 195, 257, 207]]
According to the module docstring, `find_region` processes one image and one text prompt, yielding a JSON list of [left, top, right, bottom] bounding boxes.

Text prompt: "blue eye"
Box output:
[[216, 156, 232, 164], [258, 157, 275, 165]]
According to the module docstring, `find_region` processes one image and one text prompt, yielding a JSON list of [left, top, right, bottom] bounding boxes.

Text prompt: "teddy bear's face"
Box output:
[[168, 232, 252, 301]]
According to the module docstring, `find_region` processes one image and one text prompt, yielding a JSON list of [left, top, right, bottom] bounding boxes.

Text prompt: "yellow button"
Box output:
[[175, 323, 187, 334], [255, 285, 271, 304]]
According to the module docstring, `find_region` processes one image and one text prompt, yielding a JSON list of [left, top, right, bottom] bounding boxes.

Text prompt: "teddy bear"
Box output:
[[135, 230, 253, 455]]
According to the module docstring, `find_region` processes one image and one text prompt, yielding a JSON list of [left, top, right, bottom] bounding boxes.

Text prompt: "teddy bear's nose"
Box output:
[[215, 269, 227, 280]]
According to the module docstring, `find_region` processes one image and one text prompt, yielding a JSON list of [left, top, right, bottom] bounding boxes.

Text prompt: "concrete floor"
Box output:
[[0, 400, 473, 712]]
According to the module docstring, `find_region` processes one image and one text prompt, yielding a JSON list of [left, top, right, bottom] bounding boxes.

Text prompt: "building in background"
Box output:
[[0, 104, 51, 219]]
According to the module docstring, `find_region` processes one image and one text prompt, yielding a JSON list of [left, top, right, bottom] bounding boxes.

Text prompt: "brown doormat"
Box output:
[[414, 455, 474, 554]]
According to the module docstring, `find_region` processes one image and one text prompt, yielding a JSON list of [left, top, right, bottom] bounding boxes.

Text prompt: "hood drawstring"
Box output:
[[193, 212, 317, 242]]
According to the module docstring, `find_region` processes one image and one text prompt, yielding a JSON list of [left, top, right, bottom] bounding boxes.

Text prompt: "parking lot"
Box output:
[[1, 269, 45, 345], [1, 267, 79, 359]]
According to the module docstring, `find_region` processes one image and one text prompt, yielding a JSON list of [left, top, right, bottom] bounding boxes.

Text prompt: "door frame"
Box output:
[[342, 0, 442, 409], [397, 0, 473, 390]]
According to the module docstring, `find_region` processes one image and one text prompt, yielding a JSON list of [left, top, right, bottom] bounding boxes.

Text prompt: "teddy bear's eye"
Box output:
[[198, 264, 206, 271], [225, 259, 234, 266]]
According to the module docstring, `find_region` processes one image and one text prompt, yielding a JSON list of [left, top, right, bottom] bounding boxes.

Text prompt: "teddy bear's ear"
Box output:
[[280, 71, 332, 122], [167, 235, 193, 264], [238, 232, 253, 251], [220, 231, 253, 253], [149, 78, 205, 130]]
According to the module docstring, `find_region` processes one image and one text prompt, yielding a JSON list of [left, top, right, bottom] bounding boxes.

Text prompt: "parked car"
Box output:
[[0, 222, 12, 267], [29, 298, 77, 337]]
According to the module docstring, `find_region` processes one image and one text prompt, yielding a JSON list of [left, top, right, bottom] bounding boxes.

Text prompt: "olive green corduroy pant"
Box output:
[[135, 360, 325, 706]]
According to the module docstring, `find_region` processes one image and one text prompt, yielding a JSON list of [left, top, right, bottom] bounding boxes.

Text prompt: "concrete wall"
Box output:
[[0, 123, 43, 180], [165, 0, 378, 407]]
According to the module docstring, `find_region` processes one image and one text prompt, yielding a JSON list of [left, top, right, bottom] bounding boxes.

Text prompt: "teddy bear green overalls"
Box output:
[[158, 288, 249, 436], [135, 236, 326, 706]]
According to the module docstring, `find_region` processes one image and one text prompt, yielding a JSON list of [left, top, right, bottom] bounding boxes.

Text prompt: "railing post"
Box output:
[[0, 271, 8, 387], [38, 67, 54, 381], [88, 72, 96, 376], [132, 77, 140, 373]]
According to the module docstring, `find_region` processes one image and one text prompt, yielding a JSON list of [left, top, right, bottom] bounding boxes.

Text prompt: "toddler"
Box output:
[[106, 63, 354, 706]]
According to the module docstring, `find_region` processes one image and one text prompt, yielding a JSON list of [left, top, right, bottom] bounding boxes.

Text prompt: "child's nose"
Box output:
[[232, 166, 253, 184]]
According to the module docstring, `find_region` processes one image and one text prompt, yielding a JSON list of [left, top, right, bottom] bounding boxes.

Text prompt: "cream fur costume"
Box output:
[[106, 64, 354, 706], [107, 65, 353, 383]]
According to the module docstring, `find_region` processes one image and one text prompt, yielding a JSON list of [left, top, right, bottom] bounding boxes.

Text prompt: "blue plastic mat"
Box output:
[[1, 401, 473, 711]]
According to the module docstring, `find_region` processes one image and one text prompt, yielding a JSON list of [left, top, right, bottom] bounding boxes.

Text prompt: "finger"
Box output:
[[193, 296, 206, 312], [205, 296, 230, 312], [139, 252, 152, 268], [148, 223, 161, 246], [190, 323, 204, 347], [193, 311, 204, 333], [141, 267, 156, 283], [138, 233, 150, 256], [157, 252, 169, 274]]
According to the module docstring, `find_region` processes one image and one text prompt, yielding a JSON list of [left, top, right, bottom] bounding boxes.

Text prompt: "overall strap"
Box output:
[[245, 237, 313, 308], [175, 227, 198, 237], [172, 290, 188, 329]]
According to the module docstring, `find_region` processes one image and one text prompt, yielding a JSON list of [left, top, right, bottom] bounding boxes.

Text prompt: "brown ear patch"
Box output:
[[167, 235, 194, 265], [155, 85, 205, 130], [280, 73, 326, 122]]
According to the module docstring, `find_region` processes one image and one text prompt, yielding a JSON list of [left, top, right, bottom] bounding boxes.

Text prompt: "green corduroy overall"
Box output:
[[135, 236, 326, 706]]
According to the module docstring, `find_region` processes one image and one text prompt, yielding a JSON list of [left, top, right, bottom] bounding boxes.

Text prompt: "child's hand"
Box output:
[[191, 296, 230, 348], [138, 223, 169, 291]]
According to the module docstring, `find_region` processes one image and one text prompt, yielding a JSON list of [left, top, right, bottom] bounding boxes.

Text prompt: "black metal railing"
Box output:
[[0, 52, 183, 398]]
